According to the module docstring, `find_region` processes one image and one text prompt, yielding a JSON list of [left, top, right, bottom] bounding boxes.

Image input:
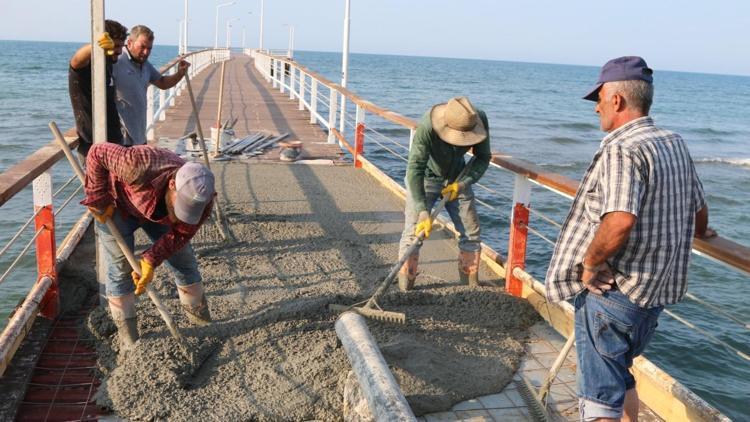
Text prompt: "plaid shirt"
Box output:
[[545, 117, 706, 308], [81, 143, 212, 266]]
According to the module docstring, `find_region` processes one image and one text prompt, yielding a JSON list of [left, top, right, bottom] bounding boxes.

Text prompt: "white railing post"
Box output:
[[289, 66, 296, 100], [298, 71, 306, 111], [328, 87, 338, 144], [279, 62, 286, 94], [159, 88, 166, 121], [310, 79, 318, 124], [339, 94, 347, 133], [271, 59, 279, 89], [146, 86, 155, 142]]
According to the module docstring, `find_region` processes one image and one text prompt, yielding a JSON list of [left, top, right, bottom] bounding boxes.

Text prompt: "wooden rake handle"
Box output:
[[49, 122, 192, 358]]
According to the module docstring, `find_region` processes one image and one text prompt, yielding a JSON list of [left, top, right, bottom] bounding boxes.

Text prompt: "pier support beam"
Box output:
[[335, 312, 416, 422]]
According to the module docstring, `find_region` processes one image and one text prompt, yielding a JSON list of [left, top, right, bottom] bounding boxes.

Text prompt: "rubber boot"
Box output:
[[459, 250, 481, 287], [108, 293, 138, 350], [397, 253, 419, 292], [177, 282, 212, 326]]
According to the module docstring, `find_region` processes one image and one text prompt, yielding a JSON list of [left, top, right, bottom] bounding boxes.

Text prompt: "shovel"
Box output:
[[329, 157, 477, 324], [50, 121, 201, 367]]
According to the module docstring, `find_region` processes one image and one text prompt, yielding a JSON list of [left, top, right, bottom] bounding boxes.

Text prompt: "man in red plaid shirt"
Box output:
[[82, 143, 215, 348]]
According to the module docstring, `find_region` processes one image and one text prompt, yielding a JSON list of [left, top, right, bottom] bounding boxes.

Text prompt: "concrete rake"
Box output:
[[329, 158, 476, 324]]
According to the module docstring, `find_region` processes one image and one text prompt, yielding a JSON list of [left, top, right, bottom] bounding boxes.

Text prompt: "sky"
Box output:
[[0, 0, 748, 76]]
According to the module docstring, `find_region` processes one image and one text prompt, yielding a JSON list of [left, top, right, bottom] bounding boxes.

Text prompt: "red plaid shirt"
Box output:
[[81, 143, 212, 266]]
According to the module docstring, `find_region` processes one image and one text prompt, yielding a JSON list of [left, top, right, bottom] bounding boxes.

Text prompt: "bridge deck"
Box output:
[[154, 54, 342, 162]]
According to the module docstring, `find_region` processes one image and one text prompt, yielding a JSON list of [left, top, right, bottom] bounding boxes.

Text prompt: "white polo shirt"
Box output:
[[113, 48, 162, 146]]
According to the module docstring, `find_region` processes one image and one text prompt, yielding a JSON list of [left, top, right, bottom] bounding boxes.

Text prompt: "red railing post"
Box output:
[[33, 172, 58, 319], [354, 104, 366, 168], [506, 175, 531, 297]]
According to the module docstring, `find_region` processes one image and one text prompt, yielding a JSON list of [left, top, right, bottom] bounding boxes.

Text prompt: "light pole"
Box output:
[[183, 0, 189, 53], [178, 19, 185, 54], [283, 24, 295, 58], [242, 12, 252, 51], [215, 1, 235, 49], [339, 0, 351, 132], [259, 0, 265, 50], [226, 17, 239, 49]]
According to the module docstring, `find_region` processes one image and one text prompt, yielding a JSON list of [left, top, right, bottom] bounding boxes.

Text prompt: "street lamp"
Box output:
[[339, 0, 351, 132], [183, 0, 189, 53], [215, 1, 236, 49], [259, 0, 265, 50], [242, 12, 253, 51], [283, 24, 295, 58], [226, 17, 239, 49]]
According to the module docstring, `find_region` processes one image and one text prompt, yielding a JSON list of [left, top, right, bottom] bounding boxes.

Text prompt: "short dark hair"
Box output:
[[105, 20, 128, 42]]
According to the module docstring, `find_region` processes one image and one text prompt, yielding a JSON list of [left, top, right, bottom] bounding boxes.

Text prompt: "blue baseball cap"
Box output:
[[583, 56, 653, 101]]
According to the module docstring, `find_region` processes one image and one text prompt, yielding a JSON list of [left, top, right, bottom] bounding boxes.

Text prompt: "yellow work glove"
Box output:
[[414, 211, 432, 239], [440, 182, 461, 202], [97, 32, 115, 56], [88, 204, 114, 224], [132, 259, 155, 296]]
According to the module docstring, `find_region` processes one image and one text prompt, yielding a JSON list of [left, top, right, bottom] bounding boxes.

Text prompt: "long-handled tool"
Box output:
[[184, 72, 229, 241], [329, 157, 477, 324], [50, 121, 198, 366], [537, 332, 575, 404]]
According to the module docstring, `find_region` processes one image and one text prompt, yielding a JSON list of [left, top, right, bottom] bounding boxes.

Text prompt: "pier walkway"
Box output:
[[154, 55, 342, 162], [0, 53, 661, 421], [146, 54, 659, 421]]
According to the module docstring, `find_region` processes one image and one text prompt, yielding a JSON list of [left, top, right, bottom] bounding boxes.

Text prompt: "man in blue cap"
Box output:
[[545, 56, 714, 421]]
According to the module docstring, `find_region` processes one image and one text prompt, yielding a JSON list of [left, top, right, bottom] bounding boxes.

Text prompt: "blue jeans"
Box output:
[[399, 177, 481, 258], [574, 290, 662, 421], [97, 211, 202, 297]]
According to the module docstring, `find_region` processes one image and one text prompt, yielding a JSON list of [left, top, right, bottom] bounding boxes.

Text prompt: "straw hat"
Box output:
[[430, 97, 487, 146]]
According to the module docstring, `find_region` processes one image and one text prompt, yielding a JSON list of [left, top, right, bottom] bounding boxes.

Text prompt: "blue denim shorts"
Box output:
[[574, 289, 662, 420]]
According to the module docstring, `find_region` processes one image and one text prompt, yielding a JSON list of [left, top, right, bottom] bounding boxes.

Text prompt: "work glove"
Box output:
[[88, 204, 114, 224], [97, 32, 115, 56], [440, 182, 462, 202], [132, 259, 155, 296], [414, 211, 432, 239]]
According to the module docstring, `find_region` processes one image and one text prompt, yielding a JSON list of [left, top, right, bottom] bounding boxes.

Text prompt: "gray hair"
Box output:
[[129, 25, 154, 41], [605, 80, 654, 114]]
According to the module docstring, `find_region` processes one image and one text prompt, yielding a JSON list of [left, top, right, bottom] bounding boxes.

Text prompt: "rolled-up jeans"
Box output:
[[97, 211, 202, 297], [398, 177, 481, 258], [574, 289, 662, 421]]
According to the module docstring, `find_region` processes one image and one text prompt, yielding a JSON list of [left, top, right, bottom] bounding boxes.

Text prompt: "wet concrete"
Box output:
[[86, 162, 539, 421]]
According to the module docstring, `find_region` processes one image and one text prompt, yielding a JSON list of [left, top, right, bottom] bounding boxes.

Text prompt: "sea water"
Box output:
[[0, 42, 747, 419]]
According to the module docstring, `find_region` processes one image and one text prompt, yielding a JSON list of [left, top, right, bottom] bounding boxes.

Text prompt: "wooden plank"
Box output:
[[0, 136, 78, 207]]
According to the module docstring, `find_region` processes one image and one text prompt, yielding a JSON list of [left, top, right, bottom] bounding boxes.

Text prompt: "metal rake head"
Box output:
[[328, 303, 406, 324]]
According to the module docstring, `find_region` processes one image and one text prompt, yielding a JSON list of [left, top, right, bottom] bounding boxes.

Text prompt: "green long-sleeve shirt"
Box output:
[[406, 110, 491, 214]]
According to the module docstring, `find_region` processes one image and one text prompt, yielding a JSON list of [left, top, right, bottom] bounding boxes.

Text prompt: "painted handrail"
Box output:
[[250, 49, 750, 277]]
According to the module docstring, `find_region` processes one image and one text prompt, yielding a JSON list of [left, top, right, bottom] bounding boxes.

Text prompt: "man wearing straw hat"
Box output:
[[398, 97, 491, 291], [82, 143, 215, 348]]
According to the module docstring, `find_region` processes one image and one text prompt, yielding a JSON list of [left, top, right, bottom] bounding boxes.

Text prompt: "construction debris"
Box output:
[[221, 132, 290, 156]]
